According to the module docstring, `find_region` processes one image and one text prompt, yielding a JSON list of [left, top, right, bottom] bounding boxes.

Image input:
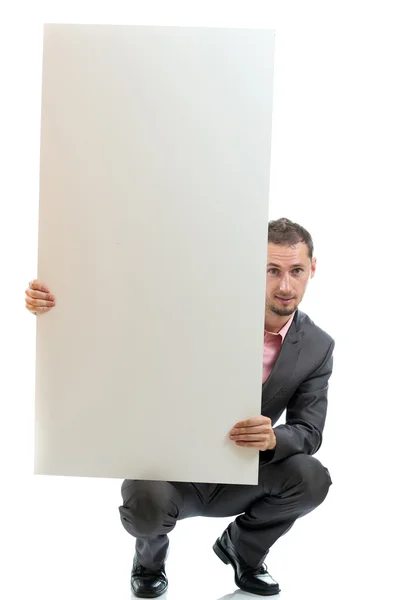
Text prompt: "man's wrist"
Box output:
[[269, 429, 277, 450], [262, 431, 276, 452]]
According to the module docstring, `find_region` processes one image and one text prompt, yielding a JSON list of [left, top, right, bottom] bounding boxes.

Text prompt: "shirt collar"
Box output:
[[265, 312, 295, 341]]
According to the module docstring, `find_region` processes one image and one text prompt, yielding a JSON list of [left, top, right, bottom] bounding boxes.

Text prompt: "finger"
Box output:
[[230, 424, 272, 437], [25, 289, 56, 306], [234, 416, 271, 429], [235, 441, 265, 449], [25, 295, 55, 308], [25, 302, 52, 313], [25, 298, 56, 308], [26, 288, 55, 302], [29, 280, 50, 293], [231, 434, 270, 442]]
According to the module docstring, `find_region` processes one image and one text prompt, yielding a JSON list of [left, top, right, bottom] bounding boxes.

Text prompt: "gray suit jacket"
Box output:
[[261, 309, 335, 464]]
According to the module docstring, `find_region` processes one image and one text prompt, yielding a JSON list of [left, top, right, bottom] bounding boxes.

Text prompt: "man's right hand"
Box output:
[[25, 280, 56, 315]]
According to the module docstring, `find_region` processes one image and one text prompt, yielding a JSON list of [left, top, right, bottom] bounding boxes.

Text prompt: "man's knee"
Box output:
[[285, 453, 332, 507], [119, 480, 175, 537]]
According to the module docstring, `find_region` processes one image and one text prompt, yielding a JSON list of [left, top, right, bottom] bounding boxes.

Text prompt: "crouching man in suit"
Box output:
[[25, 218, 334, 597]]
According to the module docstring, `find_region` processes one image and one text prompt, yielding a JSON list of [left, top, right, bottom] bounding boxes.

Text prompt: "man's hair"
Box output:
[[268, 218, 314, 259]]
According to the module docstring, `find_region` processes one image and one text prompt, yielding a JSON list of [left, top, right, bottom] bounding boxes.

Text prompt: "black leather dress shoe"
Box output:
[[213, 529, 280, 596], [131, 554, 168, 598]]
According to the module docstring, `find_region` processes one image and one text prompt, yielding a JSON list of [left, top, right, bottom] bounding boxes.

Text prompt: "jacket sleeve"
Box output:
[[261, 339, 335, 464]]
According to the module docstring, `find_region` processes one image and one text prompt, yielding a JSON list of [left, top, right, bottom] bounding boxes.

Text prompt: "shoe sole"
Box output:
[[213, 540, 281, 597], [131, 583, 168, 598]]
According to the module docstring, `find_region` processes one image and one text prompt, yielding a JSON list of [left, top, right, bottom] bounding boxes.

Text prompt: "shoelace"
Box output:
[[242, 563, 268, 575], [253, 564, 278, 585], [257, 564, 268, 574], [248, 563, 271, 577], [135, 564, 164, 579]]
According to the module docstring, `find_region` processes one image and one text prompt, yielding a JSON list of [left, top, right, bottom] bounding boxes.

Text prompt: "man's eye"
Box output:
[[268, 269, 278, 275], [293, 269, 303, 275]]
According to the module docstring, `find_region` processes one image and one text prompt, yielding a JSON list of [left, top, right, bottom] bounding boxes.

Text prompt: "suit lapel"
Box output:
[[261, 310, 304, 403]]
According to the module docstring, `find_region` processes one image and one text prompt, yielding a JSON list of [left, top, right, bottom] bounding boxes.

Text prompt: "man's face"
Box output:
[[265, 242, 316, 317]]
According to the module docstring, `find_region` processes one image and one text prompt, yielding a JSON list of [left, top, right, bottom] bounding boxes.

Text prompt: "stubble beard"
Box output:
[[267, 299, 298, 317]]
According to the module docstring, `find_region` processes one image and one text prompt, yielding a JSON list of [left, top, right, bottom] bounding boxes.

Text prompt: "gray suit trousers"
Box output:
[[119, 453, 332, 570]]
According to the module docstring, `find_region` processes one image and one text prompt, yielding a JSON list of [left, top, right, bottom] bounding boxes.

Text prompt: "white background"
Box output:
[[0, 1, 399, 599]]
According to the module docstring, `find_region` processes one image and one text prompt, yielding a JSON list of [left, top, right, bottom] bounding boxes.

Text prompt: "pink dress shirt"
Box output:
[[262, 314, 295, 384]]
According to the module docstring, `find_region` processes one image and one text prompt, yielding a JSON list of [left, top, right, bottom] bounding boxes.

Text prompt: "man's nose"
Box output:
[[279, 274, 291, 293]]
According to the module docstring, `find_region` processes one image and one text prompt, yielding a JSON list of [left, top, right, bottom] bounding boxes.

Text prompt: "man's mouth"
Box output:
[[276, 296, 294, 304]]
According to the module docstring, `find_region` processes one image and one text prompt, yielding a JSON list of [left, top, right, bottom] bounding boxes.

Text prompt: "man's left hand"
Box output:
[[229, 416, 276, 451]]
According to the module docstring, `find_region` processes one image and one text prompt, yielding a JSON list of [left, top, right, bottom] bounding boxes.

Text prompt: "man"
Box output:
[[25, 218, 334, 597]]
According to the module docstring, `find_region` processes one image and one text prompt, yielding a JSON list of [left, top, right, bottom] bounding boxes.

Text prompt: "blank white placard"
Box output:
[[35, 24, 275, 484]]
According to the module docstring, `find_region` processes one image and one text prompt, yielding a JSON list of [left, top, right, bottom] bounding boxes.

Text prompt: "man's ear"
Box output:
[[310, 257, 317, 279]]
